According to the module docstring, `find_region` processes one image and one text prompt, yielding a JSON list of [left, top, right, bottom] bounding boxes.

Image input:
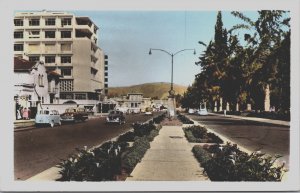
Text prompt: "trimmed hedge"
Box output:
[[121, 136, 150, 172], [57, 118, 164, 181], [192, 143, 287, 181], [177, 113, 194, 124], [183, 125, 223, 143]]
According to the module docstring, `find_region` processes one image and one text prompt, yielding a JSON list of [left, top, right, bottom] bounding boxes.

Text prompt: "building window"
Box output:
[[60, 80, 73, 91], [105, 78, 108, 82], [61, 43, 71, 52], [29, 19, 40, 26], [45, 56, 55, 63], [14, 44, 23, 51], [61, 56, 71, 63], [45, 43, 56, 52], [104, 84, 108, 88], [61, 31, 71, 38], [105, 72, 108, 76], [61, 18, 72, 26], [105, 66, 108, 71], [45, 31, 55, 38], [14, 19, 23, 26], [28, 30, 40, 38], [45, 18, 56, 26], [105, 61, 108, 65], [38, 74, 44, 87], [75, 94, 87, 100], [14, 31, 23, 39], [28, 44, 40, 52], [60, 93, 73, 99], [29, 56, 40, 62], [61, 68, 72, 77]]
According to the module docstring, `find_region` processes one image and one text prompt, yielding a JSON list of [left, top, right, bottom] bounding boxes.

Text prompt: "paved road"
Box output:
[[188, 114, 290, 168], [14, 113, 160, 180]]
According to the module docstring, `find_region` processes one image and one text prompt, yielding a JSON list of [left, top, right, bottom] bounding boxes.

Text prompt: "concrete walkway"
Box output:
[[210, 113, 289, 126], [126, 126, 209, 181]]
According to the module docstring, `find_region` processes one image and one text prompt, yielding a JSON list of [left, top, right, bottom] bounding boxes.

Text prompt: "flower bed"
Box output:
[[57, 114, 166, 181], [192, 143, 287, 181], [177, 113, 194, 124], [183, 125, 223, 143]]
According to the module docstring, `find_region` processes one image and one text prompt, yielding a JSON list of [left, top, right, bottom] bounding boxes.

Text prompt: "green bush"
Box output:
[[192, 145, 211, 164], [133, 122, 156, 137], [192, 143, 287, 181], [177, 113, 194, 124], [183, 125, 223, 143], [153, 113, 166, 124], [57, 141, 128, 181], [121, 136, 150, 172], [147, 129, 159, 141], [117, 131, 135, 142]]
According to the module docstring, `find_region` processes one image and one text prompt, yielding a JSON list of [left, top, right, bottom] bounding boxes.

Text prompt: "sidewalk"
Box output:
[[126, 125, 209, 181], [14, 119, 35, 129], [210, 112, 289, 126]]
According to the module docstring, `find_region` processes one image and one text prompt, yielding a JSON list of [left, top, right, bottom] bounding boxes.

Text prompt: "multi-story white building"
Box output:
[[13, 10, 106, 106]]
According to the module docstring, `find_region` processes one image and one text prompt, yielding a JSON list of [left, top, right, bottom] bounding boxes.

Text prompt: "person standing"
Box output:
[[22, 107, 29, 120]]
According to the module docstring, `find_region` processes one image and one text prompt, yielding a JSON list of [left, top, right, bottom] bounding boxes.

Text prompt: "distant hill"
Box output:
[[108, 82, 187, 99]]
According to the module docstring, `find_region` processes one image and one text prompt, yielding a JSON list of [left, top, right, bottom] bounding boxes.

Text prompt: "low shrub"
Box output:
[[177, 113, 194, 124], [121, 136, 150, 172], [133, 122, 156, 137], [183, 125, 223, 143], [117, 131, 135, 142], [153, 113, 166, 124], [147, 129, 159, 141], [192, 143, 287, 181], [57, 141, 128, 181], [192, 145, 211, 164]]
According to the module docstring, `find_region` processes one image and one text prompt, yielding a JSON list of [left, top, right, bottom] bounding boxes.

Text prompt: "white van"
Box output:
[[35, 109, 61, 127]]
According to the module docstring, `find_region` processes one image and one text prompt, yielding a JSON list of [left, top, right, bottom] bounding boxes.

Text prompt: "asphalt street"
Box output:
[[188, 114, 290, 168], [14, 113, 160, 180]]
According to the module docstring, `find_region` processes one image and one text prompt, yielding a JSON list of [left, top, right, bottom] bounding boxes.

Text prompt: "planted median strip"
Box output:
[[56, 113, 166, 181], [179, 114, 287, 181]]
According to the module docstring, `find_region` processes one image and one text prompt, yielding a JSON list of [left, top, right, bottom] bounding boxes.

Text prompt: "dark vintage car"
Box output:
[[60, 107, 89, 122], [106, 110, 126, 124]]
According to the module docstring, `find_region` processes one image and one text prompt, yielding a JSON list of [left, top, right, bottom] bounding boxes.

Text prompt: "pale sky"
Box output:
[[72, 11, 259, 87]]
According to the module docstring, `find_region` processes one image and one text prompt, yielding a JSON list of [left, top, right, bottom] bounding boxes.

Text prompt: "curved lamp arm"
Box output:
[[174, 49, 196, 56], [149, 48, 172, 56]]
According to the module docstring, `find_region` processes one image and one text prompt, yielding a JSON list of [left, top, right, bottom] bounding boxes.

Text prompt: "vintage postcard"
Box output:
[[0, 0, 299, 191]]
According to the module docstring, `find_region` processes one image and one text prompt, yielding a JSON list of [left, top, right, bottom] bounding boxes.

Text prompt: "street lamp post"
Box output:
[[149, 48, 196, 116]]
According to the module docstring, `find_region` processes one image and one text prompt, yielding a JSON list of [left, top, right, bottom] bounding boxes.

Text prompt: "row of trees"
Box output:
[[181, 11, 290, 113]]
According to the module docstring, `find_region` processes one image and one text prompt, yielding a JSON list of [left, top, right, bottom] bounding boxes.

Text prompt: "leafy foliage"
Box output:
[[193, 143, 287, 181], [182, 11, 290, 114], [177, 113, 194, 124], [183, 125, 223, 143], [121, 136, 150, 172]]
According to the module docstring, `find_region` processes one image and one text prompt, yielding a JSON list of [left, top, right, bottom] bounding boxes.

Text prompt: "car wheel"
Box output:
[[50, 121, 54, 128]]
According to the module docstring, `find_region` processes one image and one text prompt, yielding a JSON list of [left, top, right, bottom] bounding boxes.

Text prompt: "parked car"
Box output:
[[60, 107, 89, 122], [35, 109, 61, 128], [106, 110, 126, 124], [145, 107, 153, 115], [188, 108, 195, 114], [198, 108, 208, 116]]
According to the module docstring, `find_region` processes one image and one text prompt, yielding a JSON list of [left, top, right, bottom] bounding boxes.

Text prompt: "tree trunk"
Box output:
[[264, 84, 270, 112], [219, 97, 223, 111]]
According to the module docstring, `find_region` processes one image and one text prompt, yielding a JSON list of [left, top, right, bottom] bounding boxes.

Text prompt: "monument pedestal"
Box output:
[[167, 96, 176, 117]]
